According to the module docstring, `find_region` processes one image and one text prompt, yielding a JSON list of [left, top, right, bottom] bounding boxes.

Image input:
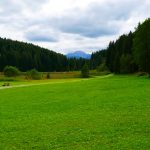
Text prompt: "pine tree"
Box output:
[[81, 63, 89, 78], [133, 18, 150, 76]]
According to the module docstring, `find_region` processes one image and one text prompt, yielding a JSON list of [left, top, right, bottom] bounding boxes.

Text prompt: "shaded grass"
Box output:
[[0, 75, 150, 149], [0, 70, 101, 87], [46, 71, 81, 79], [0, 71, 81, 87]]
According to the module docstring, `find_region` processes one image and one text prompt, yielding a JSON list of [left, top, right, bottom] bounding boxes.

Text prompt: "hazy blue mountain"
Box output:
[[67, 51, 91, 59]]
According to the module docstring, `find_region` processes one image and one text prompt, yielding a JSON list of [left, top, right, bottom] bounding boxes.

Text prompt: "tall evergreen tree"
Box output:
[[133, 18, 150, 76], [81, 63, 89, 78]]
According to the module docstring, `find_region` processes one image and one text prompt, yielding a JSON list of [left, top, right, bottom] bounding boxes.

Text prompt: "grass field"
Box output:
[[0, 71, 81, 88], [0, 75, 150, 150], [0, 71, 81, 80]]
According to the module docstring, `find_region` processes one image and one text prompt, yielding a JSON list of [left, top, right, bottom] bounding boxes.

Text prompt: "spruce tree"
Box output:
[[133, 18, 150, 76], [81, 64, 89, 78]]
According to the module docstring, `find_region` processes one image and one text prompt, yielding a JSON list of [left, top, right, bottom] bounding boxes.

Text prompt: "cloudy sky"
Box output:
[[0, 0, 149, 54]]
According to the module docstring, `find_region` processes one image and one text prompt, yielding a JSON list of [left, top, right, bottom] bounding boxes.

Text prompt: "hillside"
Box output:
[[0, 38, 68, 72], [0, 38, 89, 72]]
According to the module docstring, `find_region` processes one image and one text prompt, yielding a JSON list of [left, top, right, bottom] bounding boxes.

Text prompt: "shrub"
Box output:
[[3, 66, 20, 77], [26, 69, 42, 80], [2, 82, 10, 87], [97, 63, 108, 72], [81, 64, 89, 78], [136, 72, 148, 77]]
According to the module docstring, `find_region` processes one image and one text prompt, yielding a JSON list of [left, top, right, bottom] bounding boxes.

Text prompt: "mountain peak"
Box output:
[[66, 51, 91, 59]]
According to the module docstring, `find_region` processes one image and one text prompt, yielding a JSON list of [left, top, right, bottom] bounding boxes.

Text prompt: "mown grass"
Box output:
[[0, 75, 150, 150]]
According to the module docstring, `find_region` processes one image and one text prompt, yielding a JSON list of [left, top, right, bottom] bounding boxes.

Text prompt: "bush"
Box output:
[[136, 72, 148, 77], [97, 63, 108, 72], [3, 66, 20, 77], [81, 64, 89, 78], [2, 82, 10, 87], [26, 69, 42, 80]]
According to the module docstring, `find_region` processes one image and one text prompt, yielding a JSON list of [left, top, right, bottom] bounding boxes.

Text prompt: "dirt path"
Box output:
[[0, 74, 113, 90]]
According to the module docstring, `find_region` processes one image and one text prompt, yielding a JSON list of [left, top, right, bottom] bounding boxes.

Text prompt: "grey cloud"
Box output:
[[0, 0, 146, 40], [46, 0, 143, 38], [22, 0, 49, 10], [0, 0, 48, 16], [55, 19, 118, 38], [0, 0, 149, 53], [0, 0, 49, 31], [0, 0, 21, 16], [25, 30, 58, 42]]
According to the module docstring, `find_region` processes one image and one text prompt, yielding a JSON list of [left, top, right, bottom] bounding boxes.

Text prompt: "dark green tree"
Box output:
[[133, 18, 150, 76], [81, 64, 89, 78], [90, 50, 107, 69], [120, 54, 133, 73]]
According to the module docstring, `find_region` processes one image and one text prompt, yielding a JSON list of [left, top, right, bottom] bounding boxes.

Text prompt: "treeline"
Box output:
[[0, 18, 149, 74], [0, 38, 88, 72], [90, 50, 107, 69], [91, 18, 150, 75]]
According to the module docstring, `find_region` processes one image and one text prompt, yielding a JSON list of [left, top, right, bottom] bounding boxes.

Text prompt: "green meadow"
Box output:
[[0, 75, 150, 150]]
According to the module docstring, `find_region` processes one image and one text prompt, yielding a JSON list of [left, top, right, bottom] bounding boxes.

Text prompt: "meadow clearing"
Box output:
[[0, 75, 150, 150]]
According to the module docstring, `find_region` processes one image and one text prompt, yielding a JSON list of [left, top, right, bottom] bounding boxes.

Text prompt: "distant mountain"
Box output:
[[66, 51, 91, 59]]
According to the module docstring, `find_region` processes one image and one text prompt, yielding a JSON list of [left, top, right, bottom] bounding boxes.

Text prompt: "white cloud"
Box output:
[[0, 0, 149, 54]]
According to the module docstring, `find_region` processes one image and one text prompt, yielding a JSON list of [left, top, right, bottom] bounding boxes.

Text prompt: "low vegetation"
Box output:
[[26, 69, 42, 80], [96, 63, 109, 72], [3, 66, 20, 77]]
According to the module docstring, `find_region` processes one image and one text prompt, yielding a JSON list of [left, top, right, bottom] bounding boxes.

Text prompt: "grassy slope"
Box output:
[[0, 75, 150, 150]]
